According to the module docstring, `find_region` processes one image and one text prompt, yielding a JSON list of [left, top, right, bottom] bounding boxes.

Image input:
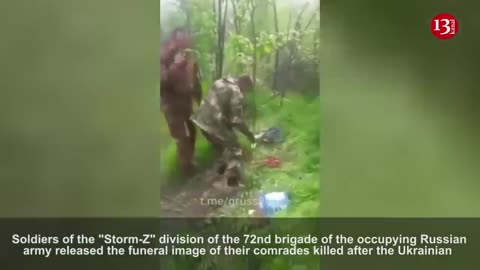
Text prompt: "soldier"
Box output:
[[191, 75, 256, 185], [161, 29, 202, 176]]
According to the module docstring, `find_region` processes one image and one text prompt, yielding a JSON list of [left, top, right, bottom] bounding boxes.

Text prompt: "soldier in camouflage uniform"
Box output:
[[191, 75, 256, 184]]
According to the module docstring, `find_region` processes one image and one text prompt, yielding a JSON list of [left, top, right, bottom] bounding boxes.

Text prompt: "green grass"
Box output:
[[160, 84, 320, 269], [244, 88, 320, 217], [160, 84, 320, 216]]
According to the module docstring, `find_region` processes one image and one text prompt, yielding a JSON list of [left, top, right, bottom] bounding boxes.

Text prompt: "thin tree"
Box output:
[[248, 0, 257, 131], [271, 0, 280, 91], [249, 0, 257, 87], [215, 0, 223, 79], [212, 0, 217, 81], [218, 0, 228, 78], [231, 0, 240, 33], [303, 11, 317, 32], [281, 2, 309, 106], [288, 2, 309, 63]]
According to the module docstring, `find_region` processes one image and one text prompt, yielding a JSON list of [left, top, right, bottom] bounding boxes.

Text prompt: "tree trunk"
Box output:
[[215, 0, 223, 79], [290, 2, 309, 59], [303, 11, 317, 32], [249, 1, 257, 130], [271, 0, 280, 91], [218, 0, 228, 78], [231, 0, 239, 33], [249, 3, 257, 86], [281, 2, 309, 106], [286, 10, 292, 41], [211, 0, 217, 81]]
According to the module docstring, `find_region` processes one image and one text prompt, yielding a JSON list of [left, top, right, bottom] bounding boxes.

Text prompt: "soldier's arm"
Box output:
[[165, 57, 188, 83], [161, 50, 184, 82], [229, 90, 255, 143], [235, 122, 255, 143]]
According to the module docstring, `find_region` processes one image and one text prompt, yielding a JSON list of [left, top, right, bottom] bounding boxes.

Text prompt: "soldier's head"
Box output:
[[237, 75, 254, 93]]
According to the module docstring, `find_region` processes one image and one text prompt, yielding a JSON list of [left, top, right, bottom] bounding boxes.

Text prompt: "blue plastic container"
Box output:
[[258, 192, 290, 217], [262, 127, 283, 143]]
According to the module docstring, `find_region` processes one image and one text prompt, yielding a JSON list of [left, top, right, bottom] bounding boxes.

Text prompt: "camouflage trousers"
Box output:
[[164, 110, 196, 175], [200, 130, 245, 185]]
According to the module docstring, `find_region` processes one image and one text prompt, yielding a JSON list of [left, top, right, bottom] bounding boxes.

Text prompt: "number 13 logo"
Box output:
[[431, 13, 458, 40]]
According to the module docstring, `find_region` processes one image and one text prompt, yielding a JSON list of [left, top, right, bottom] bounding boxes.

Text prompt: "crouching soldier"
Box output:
[[191, 75, 256, 186]]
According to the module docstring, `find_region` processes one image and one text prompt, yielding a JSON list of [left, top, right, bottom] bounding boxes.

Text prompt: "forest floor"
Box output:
[[160, 161, 244, 218], [160, 87, 320, 218]]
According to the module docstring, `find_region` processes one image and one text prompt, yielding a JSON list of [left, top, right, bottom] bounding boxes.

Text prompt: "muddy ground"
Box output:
[[160, 161, 245, 218]]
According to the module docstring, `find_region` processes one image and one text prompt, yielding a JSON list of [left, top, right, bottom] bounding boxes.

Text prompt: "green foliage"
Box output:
[[160, 124, 215, 187], [160, 0, 320, 268], [228, 33, 254, 73], [168, 89, 320, 269], [244, 88, 320, 217]]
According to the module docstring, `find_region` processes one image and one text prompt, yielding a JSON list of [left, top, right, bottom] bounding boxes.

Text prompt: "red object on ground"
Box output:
[[264, 156, 282, 168]]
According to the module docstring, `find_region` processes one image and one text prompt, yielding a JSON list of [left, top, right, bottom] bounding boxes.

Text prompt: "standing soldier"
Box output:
[[161, 29, 202, 176], [191, 75, 256, 185]]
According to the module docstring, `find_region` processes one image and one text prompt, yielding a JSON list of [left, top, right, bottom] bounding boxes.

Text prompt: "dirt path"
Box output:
[[160, 173, 212, 218], [160, 138, 267, 218], [160, 163, 243, 218]]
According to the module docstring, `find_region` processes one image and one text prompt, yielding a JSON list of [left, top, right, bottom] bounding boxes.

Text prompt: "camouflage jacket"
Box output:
[[191, 76, 245, 143]]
